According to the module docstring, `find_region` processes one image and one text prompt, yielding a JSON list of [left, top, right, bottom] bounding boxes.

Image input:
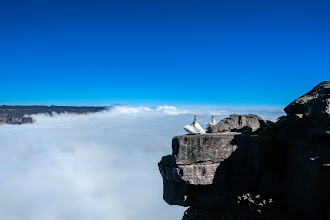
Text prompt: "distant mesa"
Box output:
[[0, 105, 107, 125]]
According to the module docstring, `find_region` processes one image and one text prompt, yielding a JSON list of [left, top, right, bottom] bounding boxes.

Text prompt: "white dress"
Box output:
[[183, 119, 206, 134], [207, 117, 216, 126]]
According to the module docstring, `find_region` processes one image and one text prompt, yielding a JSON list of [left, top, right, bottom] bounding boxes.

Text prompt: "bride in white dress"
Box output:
[[183, 115, 206, 134]]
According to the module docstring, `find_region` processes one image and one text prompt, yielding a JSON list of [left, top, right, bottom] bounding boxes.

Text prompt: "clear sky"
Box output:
[[1, 0, 329, 106]]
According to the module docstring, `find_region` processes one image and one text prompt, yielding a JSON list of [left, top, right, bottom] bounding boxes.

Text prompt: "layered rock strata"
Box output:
[[159, 133, 261, 209], [159, 81, 330, 220]]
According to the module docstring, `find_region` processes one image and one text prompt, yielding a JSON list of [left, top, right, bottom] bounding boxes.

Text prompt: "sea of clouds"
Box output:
[[0, 105, 284, 220]]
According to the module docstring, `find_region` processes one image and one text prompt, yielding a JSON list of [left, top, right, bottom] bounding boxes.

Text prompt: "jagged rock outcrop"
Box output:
[[284, 81, 330, 136], [159, 81, 330, 220], [284, 81, 330, 117], [206, 114, 274, 135]]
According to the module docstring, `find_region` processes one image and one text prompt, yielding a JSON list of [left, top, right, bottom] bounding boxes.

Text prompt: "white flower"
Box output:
[[263, 200, 266, 204], [257, 210, 261, 213], [238, 196, 241, 200], [255, 195, 260, 198], [269, 199, 273, 203], [258, 203, 263, 206]]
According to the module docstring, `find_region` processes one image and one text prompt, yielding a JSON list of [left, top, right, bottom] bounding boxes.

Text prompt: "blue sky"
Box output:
[[1, 0, 329, 106]]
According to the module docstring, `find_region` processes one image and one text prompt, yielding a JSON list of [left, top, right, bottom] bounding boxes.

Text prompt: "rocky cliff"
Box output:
[[159, 81, 330, 220]]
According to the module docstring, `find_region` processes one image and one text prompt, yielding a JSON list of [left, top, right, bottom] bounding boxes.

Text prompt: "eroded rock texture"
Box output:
[[284, 81, 330, 117], [284, 81, 330, 136], [159, 133, 264, 210], [172, 133, 245, 185], [159, 81, 330, 220], [206, 114, 274, 135]]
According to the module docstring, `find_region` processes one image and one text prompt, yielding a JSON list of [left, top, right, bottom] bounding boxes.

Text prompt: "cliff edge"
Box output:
[[159, 81, 330, 220]]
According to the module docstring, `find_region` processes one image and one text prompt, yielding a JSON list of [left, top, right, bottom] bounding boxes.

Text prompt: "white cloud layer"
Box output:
[[0, 105, 284, 220]]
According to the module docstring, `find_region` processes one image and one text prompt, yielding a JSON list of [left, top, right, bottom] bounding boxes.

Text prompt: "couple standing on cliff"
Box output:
[[183, 115, 216, 134]]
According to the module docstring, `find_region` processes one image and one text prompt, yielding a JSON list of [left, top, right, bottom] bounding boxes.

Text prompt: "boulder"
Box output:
[[207, 114, 274, 135], [284, 81, 330, 117], [284, 81, 330, 136]]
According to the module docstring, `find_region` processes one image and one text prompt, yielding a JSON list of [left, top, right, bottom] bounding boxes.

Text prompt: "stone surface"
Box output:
[[158, 133, 261, 208], [159, 155, 190, 206], [172, 133, 240, 165], [206, 114, 274, 135], [284, 81, 330, 117], [171, 133, 255, 185], [284, 81, 330, 136], [281, 139, 330, 219]]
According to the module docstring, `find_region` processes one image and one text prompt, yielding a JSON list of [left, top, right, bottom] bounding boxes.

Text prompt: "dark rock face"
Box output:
[[159, 81, 330, 220], [284, 81, 330, 117], [171, 133, 256, 185], [206, 114, 274, 135], [281, 139, 330, 219], [284, 81, 330, 136], [182, 207, 218, 220]]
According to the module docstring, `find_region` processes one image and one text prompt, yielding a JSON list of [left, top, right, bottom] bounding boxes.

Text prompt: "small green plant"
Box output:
[[218, 193, 274, 219], [237, 193, 273, 215]]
